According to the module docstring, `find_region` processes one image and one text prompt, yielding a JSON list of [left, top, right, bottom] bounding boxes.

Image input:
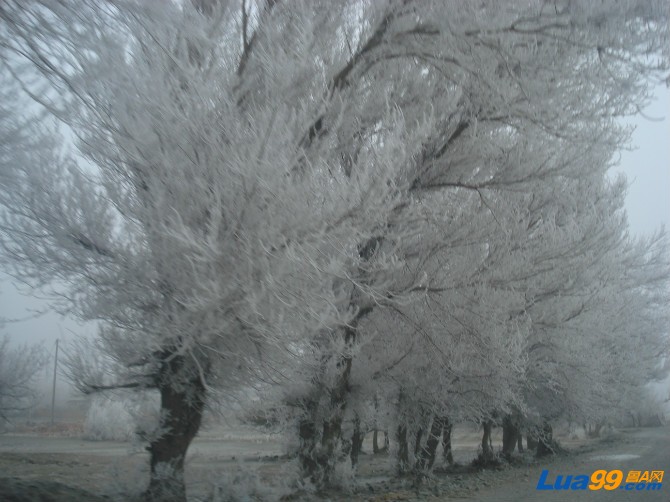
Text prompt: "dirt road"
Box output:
[[0, 427, 285, 499], [0, 425, 667, 500], [452, 427, 669, 502]]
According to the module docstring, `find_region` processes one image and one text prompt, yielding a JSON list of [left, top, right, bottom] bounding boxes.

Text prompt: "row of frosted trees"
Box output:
[[0, 1, 668, 500], [266, 162, 669, 484]]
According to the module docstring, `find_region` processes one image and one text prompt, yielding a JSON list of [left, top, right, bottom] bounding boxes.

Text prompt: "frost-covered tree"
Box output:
[[1, 0, 669, 497], [0, 0, 426, 498], [0, 335, 48, 422], [274, 0, 670, 483], [501, 168, 669, 445]]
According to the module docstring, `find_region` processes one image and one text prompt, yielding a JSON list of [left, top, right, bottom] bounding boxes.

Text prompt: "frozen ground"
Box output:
[[452, 426, 670, 502], [0, 423, 666, 501]]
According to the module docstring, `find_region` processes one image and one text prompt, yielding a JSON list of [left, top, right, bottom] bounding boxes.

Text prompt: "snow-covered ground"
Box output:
[[0, 422, 640, 501]]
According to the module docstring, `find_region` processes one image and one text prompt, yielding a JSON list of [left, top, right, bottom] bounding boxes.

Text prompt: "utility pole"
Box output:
[[51, 338, 59, 425]]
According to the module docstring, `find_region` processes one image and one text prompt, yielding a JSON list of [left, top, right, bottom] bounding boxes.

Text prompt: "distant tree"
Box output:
[[512, 174, 670, 454], [0, 335, 48, 422]]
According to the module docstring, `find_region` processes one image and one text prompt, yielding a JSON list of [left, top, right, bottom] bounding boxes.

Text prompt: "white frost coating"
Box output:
[[0, 0, 668, 493]]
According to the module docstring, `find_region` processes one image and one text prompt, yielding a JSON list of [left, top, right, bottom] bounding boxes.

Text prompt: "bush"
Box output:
[[83, 395, 136, 441]]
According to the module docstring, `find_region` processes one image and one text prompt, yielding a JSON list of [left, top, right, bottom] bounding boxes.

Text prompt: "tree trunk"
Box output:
[[298, 415, 320, 483], [502, 414, 519, 457], [396, 425, 409, 475], [298, 328, 355, 486], [442, 418, 454, 466], [526, 429, 538, 451], [536, 421, 554, 457], [317, 334, 354, 484], [319, 415, 343, 484], [350, 416, 365, 468], [481, 420, 493, 457], [144, 366, 206, 502], [474, 419, 499, 466], [517, 433, 524, 453], [417, 416, 446, 471], [414, 428, 424, 456]]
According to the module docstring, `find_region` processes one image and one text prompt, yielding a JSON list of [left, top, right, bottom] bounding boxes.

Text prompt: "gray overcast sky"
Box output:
[[1, 86, 669, 348], [616, 84, 670, 237]]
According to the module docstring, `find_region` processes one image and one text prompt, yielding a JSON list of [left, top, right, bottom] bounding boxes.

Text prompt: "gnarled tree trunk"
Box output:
[[144, 356, 206, 502]]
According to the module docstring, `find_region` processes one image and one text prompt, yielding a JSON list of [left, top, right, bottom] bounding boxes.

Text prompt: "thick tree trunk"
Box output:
[[502, 414, 519, 457], [350, 416, 365, 468], [417, 416, 446, 471], [396, 425, 410, 475], [144, 367, 206, 502], [442, 418, 454, 466]]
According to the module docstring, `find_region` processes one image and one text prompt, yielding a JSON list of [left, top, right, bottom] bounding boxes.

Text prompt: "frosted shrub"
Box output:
[[568, 426, 587, 440], [83, 395, 136, 441]]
